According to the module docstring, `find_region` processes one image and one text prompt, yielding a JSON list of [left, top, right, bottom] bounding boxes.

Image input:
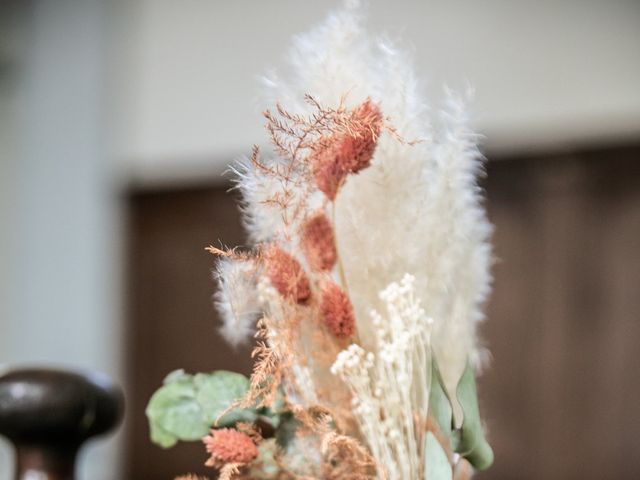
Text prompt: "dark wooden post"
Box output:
[[0, 368, 124, 480]]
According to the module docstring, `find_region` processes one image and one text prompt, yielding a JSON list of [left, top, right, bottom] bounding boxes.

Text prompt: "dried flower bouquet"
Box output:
[[147, 3, 494, 479]]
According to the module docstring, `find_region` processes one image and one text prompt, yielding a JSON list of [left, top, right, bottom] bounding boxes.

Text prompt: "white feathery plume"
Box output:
[[230, 154, 308, 246], [205, 3, 495, 478], [235, 2, 492, 405], [213, 258, 261, 348]]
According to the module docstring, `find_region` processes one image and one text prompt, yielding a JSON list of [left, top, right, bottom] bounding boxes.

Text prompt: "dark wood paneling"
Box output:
[[125, 145, 640, 479], [478, 147, 640, 480], [124, 187, 254, 479]]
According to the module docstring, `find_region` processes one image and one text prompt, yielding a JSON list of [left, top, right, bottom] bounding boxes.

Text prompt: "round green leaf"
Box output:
[[194, 371, 256, 426], [149, 420, 178, 448], [146, 379, 210, 444]]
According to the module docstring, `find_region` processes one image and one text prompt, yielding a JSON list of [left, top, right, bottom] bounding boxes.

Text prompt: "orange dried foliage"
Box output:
[[320, 281, 356, 339], [300, 211, 337, 272], [310, 99, 383, 199], [203, 428, 259, 466], [243, 317, 284, 410], [321, 431, 377, 480], [263, 245, 311, 304], [259, 95, 395, 218], [218, 463, 243, 480]]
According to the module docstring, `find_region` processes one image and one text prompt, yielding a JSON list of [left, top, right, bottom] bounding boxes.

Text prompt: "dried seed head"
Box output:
[[320, 281, 356, 338], [312, 144, 347, 200], [263, 244, 311, 304], [300, 212, 337, 272], [346, 98, 383, 172], [203, 428, 258, 465], [311, 99, 383, 200]]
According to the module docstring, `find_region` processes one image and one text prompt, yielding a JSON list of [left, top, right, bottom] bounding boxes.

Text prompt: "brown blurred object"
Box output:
[[0, 368, 124, 480], [125, 143, 640, 479]]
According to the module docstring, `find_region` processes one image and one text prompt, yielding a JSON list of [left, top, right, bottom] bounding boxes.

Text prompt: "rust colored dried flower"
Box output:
[[203, 428, 258, 466], [263, 244, 311, 304], [312, 147, 346, 201], [300, 212, 337, 272], [320, 281, 356, 338], [312, 99, 383, 200], [346, 98, 384, 171]]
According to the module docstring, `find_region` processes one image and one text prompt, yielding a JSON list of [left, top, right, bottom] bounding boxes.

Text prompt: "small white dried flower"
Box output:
[[331, 275, 435, 480]]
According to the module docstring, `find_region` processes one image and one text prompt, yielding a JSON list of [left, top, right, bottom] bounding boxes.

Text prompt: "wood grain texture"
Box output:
[[478, 146, 640, 480]]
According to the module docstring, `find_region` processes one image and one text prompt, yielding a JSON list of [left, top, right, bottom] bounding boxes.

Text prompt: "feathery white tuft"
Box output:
[[230, 157, 287, 244], [213, 258, 261, 348], [233, 4, 492, 401], [229, 3, 492, 406]]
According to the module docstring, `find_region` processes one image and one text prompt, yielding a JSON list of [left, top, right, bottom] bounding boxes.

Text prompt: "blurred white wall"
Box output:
[[0, 1, 122, 479], [1, 1, 639, 479], [114, 0, 640, 185]]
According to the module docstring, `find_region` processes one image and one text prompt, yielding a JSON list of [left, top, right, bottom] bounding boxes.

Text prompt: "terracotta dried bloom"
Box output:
[[344, 98, 384, 172], [263, 244, 311, 304], [203, 428, 258, 466], [312, 99, 383, 200], [320, 281, 355, 338], [300, 212, 337, 272]]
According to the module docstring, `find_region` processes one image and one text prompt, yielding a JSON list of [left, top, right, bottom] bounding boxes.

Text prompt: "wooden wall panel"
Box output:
[[478, 148, 640, 480], [125, 186, 253, 479]]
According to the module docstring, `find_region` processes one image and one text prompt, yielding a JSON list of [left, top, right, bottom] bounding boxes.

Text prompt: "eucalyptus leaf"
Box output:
[[145, 378, 209, 447], [424, 432, 453, 480], [146, 369, 258, 448], [149, 419, 178, 448], [429, 359, 453, 442], [454, 362, 494, 470], [194, 370, 256, 426], [163, 368, 190, 385]]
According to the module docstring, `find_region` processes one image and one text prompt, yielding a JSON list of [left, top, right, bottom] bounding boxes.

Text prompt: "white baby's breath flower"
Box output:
[[331, 276, 435, 480]]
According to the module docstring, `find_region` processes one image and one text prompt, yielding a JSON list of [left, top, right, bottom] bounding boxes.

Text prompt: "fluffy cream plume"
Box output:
[[230, 152, 299, 245], [213, 258, 261, 348], [338, 85, 492, 409], [236, 2, 492, 405]]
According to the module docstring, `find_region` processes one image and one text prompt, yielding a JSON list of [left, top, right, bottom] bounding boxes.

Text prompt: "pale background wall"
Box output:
[[115, 0, 640, 184], [1, 0, 639, 478], [0, 1, 121, 478]]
